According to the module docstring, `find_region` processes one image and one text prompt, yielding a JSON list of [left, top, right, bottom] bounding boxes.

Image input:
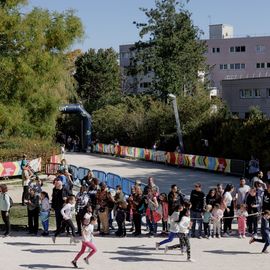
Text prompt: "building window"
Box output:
[[267, 88, 270, 97], [267, 63, 270, 68], [253, 88, 261, 98], [256, 45, 266, 53], [228, 63, 245, 70], [257, 62, 266, 68], [230, 46, 246, 53], [212, 47, 220, 53], [240, 88, 262, 99]]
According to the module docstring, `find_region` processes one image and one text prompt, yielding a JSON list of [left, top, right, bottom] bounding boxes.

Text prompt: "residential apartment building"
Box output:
[[120, 24, 270, 117]]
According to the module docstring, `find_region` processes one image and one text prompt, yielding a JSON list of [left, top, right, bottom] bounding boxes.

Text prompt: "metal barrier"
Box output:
[[106, 173, 122, 190], [92, 170, 107, 183], [45, 163, 61, 175], [77, 167, 90, 181], [69, 165, 78, 181], [45, 163, 142, 196], [121, 178, 134, 195]]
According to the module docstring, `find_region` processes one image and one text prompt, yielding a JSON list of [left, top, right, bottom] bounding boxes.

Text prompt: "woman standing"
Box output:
[[40, 191, 50, 236], [0, 184, 11, 236], [222, 184, 235, 237]]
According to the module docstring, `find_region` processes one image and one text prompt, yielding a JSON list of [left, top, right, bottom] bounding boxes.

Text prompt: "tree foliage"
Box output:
[[74, 48, 122, 112], [130, 0, 206, 100], [0, 0, 83, 138]]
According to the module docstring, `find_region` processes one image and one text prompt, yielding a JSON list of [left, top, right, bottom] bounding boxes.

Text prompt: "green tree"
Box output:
[[0, 0, 83, 138], [131, 0, 206, 100], [74, 48, 122, 112]]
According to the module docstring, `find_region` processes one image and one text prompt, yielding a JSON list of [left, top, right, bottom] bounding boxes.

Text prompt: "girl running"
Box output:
[[72, 216, 98, 268], [52, 195, 77, 244]]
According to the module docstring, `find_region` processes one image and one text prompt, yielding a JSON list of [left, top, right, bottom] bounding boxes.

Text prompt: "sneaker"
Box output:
[[164, 245, 169, 254], [71, 260, 78, 268], [223, 233, 229, 237], [261, 250, 269, 254], [242, 235, 246, 239], [155, 242, 160, 251], [84, 257, 89, 264], [187, 258, 195, 262], [52, 236, 56, 244], [249, 237, 255, 244], [217, 235, 220, 239]]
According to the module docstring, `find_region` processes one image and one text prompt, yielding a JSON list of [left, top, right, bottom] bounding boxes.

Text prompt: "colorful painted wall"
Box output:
[[94, 143, 233, 174]]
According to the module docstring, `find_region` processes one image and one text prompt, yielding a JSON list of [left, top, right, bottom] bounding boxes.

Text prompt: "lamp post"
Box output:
[[168, 93, 184, 153]]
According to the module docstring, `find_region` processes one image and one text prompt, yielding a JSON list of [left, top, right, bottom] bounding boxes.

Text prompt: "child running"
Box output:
[[155, 205, 181, 250], [72, 216, 98, 268], [249, 210, 270, 253], [52, 195, 78, 244]]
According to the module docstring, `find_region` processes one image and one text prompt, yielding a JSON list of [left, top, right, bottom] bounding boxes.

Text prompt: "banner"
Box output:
[[0, 157, 42, 178]]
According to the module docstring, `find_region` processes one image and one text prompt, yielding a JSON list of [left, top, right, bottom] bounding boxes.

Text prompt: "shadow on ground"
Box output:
[[20, 264, 82, 269]]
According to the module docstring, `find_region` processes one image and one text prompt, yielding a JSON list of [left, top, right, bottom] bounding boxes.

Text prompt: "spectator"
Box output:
[[0, 184, 11, 236], [51, 180, 70, 231], [40, 191, 50, 236], [25, 188, 40, 235], [206, 189, 218, 207], [75, 186, 89, 236], [235, 177, 250, 208], [21, 165, 32, 206], [168, 184, 184, 216], [96, 182, 114, 235], [222, 184, 235, 237], [246, 187, 259, 236], [190, 183, 205, 238]]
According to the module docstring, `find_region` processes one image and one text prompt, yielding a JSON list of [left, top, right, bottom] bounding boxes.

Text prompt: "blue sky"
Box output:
[[26, 0, 270, 52]]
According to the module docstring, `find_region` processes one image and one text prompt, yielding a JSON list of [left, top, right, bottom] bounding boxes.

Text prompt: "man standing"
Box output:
[[190, 183, 205, 238], [236, 177, 250, 208]]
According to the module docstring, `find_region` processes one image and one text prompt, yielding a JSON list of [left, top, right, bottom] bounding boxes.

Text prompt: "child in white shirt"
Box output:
[[72, 216, 97, 268]]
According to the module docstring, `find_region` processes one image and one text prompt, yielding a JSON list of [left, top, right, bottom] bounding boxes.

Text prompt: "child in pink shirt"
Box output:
[[236, 204, 248, 238]]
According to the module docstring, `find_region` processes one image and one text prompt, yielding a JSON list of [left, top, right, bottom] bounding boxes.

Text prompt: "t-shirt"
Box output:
[[82, 224, 94, 242], [223, 192, 233, 207], [169, 211, 180, 233], [179, 216, 190, 234], [236, 185, 250, 205]]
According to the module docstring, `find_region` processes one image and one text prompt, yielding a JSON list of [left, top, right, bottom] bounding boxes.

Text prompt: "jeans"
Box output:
[[133, 212, 142, 234], [159, 232, 177, 246], [247, 215, 258, 235], [40, 211, 50, 233], [203, 222, 210, 237], [179, 233, 191, 259], [190, 211, 202, 237], [22, 186, 29, 205]]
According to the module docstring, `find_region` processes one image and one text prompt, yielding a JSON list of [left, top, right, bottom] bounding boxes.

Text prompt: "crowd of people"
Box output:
[[0, 156, 270, 266]]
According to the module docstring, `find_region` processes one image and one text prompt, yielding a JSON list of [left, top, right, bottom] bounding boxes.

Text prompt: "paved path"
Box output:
[[65, 153, 240, 194], [1, 153, 269, 270], [0, 232, 268, 270]]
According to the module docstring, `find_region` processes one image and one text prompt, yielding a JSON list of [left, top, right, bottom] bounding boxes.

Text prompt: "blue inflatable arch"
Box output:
[[59, 104, 92, 151]]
